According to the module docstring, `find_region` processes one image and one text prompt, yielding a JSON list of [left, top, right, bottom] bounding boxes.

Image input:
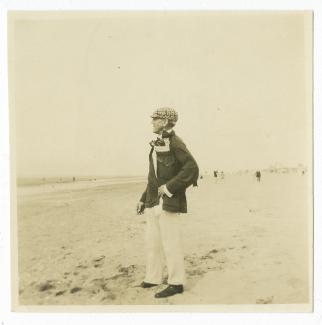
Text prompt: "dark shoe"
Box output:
[[154, 285, 184, 298], [140, 281, 158, 288]]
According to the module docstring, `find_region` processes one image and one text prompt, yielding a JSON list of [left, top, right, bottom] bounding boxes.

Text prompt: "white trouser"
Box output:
[[144, 204, 186, 286]]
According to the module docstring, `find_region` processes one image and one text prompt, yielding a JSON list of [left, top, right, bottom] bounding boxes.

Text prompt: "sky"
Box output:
[[9, 11, 312, 177]]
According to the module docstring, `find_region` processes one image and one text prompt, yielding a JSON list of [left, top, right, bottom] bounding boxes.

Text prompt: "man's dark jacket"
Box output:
[[140, 131, 199, 213]]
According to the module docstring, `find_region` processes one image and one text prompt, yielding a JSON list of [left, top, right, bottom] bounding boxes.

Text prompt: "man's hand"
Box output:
[[136, 201, 145, 215], [158, 185, 173, 198], [158, 185, 166, 198]]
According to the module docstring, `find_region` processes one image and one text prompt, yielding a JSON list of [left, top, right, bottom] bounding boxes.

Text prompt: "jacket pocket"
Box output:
[[163, 193, 180, 210], [162, 191, 187, 213]]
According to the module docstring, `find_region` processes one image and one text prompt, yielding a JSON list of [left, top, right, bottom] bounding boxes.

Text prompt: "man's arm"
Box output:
[[165, 137, 199, 195], [140, 188, 147, 203], [136, 187, 147, 214]]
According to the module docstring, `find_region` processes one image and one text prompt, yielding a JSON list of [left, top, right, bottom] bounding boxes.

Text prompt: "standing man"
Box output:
[[136, 107, 199, 298], [255, 170, 261, 182]]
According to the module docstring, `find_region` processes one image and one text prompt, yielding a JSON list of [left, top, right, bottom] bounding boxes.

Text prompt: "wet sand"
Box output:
[[16, 173, 311, 306]]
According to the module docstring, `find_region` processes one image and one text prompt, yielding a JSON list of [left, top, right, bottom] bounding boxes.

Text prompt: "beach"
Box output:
[[16, 172, 311, 307]]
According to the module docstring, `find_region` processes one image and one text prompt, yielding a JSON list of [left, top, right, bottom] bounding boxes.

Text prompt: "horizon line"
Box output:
[[17, 165, 307, 179]]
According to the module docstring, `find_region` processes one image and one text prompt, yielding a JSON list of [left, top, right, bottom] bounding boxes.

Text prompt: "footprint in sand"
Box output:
[[101, 292, 116, 301], [186, 247, 231, 281], [92, 255, 105, 268], [117, 264, 136, 275], [256, 296, 274, 304], [91, 278, 110, 291], [200, 255, 213, 260], [199, 248, 221, 260], [90, 278, 118, 301], [76, 263, 88, 269], [70, 287, 82, 294]]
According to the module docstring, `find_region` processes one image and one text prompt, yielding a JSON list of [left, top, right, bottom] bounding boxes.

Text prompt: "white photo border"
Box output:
[[0, 0, 321, 324]]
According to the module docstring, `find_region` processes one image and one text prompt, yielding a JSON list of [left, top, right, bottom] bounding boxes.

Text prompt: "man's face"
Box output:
[[151, 118, 167, 134]]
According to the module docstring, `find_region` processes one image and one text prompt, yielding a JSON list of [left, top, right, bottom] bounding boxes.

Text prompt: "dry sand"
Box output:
[[16, 173, 311, 307]]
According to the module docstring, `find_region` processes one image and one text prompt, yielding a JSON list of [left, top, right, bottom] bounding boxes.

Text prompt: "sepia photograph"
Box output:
[[7, 10, 313, 312]]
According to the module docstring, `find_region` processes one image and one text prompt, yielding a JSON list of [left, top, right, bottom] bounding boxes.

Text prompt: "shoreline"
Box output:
[[16, 176, 147, 196]]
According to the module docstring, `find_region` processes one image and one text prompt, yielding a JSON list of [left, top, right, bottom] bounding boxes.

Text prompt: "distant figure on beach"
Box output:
[[136, 107, 199, 299], [255, 170, 261, 182], [213, 170, 217, 178]]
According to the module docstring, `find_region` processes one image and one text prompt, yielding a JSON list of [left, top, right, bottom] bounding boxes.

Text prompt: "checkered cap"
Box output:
[[151, 107, 178, 122]]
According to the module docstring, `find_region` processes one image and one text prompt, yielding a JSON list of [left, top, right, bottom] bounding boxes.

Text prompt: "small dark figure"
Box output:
[[214, 170, 217, 178], [255, 170, 261, 182], [73, 177, 76, 182]]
